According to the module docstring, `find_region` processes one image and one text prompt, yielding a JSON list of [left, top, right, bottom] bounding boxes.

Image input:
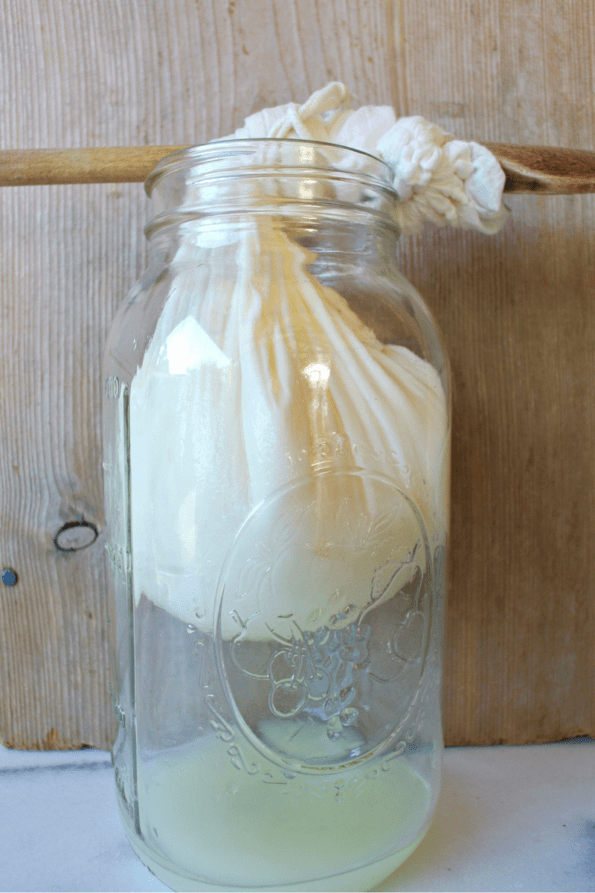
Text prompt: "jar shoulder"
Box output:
[[103, 261, 174, 384]]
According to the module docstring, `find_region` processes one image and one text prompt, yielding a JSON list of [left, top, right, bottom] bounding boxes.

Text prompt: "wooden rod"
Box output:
[[1, 143, 595, 194], [0, 146, 188, 187]]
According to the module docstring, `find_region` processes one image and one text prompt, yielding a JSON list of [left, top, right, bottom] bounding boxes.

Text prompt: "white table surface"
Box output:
[[1, 738, 593, 892]]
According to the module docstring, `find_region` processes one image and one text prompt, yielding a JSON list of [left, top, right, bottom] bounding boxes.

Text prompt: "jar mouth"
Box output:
[[145, 138, 395, 197], [144, 138, 400, 239]]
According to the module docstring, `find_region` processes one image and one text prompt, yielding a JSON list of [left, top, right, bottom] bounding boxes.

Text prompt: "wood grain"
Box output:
[[392, 0, 595, 745], [0, 0, 594, 749]]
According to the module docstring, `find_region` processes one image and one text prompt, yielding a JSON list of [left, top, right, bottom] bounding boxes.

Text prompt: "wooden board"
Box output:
[[0, 0, 593, 748]]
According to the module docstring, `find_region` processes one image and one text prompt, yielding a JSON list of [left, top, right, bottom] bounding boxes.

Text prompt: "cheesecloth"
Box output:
[[129, 84, 502, 630]]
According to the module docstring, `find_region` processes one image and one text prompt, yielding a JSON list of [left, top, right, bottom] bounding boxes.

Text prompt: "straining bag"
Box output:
[[129, 213, 447, 631]]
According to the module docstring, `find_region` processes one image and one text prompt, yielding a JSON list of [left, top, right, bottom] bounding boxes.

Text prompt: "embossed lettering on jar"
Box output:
[[102, 140, 451, 893]]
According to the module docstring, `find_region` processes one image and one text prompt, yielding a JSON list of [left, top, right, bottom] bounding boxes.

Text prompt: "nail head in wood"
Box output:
[[1, 568, 18, 586]]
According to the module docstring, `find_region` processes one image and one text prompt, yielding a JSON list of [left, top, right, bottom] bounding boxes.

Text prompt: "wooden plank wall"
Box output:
[[0, 0, 593, 749]]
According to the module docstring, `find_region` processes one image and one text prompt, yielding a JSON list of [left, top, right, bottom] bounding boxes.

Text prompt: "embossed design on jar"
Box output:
[[216, 471, 433, 772]]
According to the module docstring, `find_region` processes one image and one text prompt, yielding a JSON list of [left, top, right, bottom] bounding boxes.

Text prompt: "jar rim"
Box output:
[[145, 138, 395, 197]]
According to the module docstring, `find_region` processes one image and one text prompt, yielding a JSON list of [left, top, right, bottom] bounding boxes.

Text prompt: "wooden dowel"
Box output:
[[1, 143, 595, 194], [0, 146, 189, 187]]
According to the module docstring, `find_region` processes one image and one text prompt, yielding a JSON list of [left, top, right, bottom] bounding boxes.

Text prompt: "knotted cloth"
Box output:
[[229, 82, 509, 235]]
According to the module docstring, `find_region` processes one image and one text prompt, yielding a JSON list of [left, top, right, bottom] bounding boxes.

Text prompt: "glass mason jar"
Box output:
[[102, 139, 450, 893]]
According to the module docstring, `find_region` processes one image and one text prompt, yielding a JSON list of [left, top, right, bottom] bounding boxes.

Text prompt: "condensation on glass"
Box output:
[[102, 139, 451, 892]]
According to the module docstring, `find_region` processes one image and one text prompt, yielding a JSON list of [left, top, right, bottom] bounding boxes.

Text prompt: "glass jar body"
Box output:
[[103, 142, 450, 892]]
